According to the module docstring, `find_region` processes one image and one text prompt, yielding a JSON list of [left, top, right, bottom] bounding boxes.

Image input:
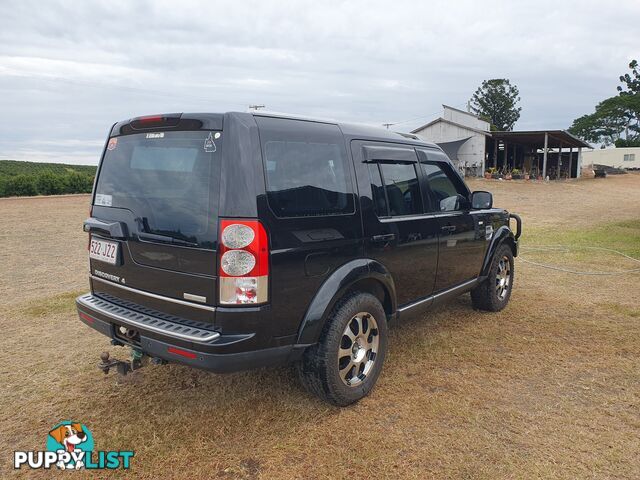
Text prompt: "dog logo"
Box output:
[[46, 421, 93, 470]]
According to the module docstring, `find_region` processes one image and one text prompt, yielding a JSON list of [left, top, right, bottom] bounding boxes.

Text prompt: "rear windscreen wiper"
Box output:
[[138, 232, 198, 247]]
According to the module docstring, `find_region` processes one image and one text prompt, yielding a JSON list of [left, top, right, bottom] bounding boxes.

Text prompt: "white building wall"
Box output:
[[443, 107, 490, 131], [581, 147, 640, 169], [414, 121, 487, 174], [457, 135, 486, 171]]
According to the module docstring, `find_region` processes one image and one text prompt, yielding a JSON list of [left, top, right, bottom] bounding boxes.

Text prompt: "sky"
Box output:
[[0, 0, 638, 165]]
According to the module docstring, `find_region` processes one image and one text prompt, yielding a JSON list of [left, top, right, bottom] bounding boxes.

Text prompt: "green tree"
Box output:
[[64, 171, 94, 193], [35, 172, 66, 195], [5, 175, 37, 196], [569, 95, 639, 146], [570, 59, 639, 146], [618, 59, 640, 96], [469, 79, 522, 131]]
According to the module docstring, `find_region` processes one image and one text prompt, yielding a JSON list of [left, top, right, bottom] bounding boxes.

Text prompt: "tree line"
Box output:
[[569, 60, 640, 147], [463, 60, 639, 148], [0, 160, 96, 197]]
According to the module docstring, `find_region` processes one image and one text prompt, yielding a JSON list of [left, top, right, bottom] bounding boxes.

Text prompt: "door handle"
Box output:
[[440, 225, 456, 233], [371, 233, 396, 243]]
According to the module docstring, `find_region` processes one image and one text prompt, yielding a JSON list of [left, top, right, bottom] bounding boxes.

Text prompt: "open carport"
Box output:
[[487, 130, 592, 179]]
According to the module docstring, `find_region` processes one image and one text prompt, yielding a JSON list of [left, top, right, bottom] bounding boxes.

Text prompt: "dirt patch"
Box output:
[[0, 194, 90, 307], [467, 172, 640, 229], [1, 176, 639, 478]]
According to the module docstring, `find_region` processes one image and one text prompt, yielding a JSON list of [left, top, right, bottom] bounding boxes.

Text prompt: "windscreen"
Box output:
[[94, 131, 221, 249]]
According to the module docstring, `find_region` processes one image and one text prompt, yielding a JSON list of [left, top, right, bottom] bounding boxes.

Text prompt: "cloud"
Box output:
[[0, 0, 637, 164]]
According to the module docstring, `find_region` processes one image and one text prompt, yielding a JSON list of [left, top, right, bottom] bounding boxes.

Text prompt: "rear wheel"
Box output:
[[471, 244, 514, 311], [296, 292, 388, 406]]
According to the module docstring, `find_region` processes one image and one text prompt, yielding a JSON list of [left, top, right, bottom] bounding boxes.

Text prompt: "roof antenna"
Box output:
[[248, 104, 266, 111]]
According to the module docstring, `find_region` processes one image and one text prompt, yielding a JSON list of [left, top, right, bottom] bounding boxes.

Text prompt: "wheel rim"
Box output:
[[496, 255, 511, 300], [338, 312, 380, 387]]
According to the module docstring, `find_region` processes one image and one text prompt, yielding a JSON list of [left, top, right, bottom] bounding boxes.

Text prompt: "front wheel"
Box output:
[[296, 292, 388, 406], [471, 244, 514, 311]]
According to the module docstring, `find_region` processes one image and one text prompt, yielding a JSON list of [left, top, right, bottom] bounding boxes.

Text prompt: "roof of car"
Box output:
[[111, 111, 440, 149], [249, 111, 439, 148]]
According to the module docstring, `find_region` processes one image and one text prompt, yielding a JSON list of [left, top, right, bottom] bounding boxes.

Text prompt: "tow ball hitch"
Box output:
[[98, 349, 145, 376]]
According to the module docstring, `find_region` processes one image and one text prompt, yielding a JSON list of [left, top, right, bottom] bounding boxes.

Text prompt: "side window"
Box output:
[[367, 163, 388, 217], [256, 117, 354, 217], [421, 162, 469, 212], [377, 162, 423, 216]]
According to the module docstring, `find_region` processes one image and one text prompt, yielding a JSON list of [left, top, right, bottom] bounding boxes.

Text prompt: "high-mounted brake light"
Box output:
[[218, 220, 269, 305], [138, 115, 164, 124], [130, 113, 181, 130]]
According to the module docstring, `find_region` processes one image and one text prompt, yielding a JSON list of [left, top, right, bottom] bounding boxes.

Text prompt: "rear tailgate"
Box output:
[[87, 127, 222, 323]]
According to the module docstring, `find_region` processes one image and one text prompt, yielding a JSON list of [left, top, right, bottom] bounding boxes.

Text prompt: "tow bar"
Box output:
[[98, 349, 151, 376]]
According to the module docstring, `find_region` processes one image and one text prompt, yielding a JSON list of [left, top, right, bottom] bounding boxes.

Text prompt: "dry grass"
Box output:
[[1, 175, 639, 479]]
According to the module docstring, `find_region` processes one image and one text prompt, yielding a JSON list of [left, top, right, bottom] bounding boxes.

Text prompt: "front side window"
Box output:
[[421, 162, 469, 212], [256, 117, 354, 217]]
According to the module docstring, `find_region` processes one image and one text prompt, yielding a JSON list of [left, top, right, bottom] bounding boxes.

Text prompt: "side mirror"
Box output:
[[471, 191, 492, 209]]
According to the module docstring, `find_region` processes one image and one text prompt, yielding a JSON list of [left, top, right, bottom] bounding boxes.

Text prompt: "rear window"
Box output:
[[256, 116, 354, 218], [130, 147, 198, 171], [94, 131, 221, 249]]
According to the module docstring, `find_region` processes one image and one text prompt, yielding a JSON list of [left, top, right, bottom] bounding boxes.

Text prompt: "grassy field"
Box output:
[[0, 174, 639, 479]]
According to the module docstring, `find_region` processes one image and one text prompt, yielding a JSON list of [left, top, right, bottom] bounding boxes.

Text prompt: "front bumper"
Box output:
[[76, 293, 299, 373]]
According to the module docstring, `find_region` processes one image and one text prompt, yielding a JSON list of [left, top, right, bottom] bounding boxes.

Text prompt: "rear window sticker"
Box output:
[[95, 193, 112, 207], [204, 132, 216, 153], [107, 138, 118, 150], [146, 132, 164, 139], [214, 132, 221, 139]]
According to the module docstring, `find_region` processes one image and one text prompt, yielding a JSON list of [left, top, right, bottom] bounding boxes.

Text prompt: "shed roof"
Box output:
[[491, 130, 591, 149]]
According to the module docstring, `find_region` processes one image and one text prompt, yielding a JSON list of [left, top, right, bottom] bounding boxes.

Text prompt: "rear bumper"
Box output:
[[76, 293, 303, 373]]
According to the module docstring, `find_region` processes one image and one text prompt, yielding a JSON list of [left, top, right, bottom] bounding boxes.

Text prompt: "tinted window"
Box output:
[[379, 162, 422, 216], [256, 117, 354, 217], [367, 163, 388, 217], [130, 147, 198, 171], [421, 162, 468, 212], [95, 131, 220, 248]]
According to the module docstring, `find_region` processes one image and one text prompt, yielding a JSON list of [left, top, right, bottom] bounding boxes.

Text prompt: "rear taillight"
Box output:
[[218, 220, 269, 305]]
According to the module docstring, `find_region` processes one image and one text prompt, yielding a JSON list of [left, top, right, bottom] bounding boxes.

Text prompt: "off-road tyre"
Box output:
[[471, 243, 514, 312], [296, 292, 388, 406]]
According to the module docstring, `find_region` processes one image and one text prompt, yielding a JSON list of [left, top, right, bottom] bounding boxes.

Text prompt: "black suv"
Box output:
[[76, 112, 521, 405]]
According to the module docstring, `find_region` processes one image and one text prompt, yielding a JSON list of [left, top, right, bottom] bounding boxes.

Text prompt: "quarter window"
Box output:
[[257, 117, 354, 218]]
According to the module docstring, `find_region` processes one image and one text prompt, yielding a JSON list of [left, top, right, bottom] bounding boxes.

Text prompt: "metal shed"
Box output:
[[488, 130, 592, 179]]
